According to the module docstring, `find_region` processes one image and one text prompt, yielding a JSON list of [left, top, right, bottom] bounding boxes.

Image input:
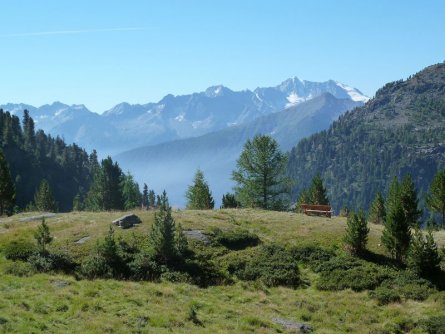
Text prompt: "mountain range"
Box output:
[[1, 78, 368, 156]]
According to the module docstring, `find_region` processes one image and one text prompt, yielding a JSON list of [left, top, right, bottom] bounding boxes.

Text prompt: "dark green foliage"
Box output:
[[407, 228, 441, 277], [289, 245, 335, 268], [142, 183, 149, 209], [186, 169, 214, 210], [28, 252, 76, 274], [308, 174, 329, 205], [369, 287, 402, 305], [426, 168, 445, 228], [287, 62, 445, 213], [221, 193, 240, 208], [0, 149, 15, 215], [34, 218, 53, 254], [368, 192, 386, 224], [122, 172, 142, 210], [0, 110, 94, 211], [149, 191, 186, 264], [422, 315, 445, 334], [315, 256, 391, 291], [148, 189, 156, 208], [343, 209, 369, 256], [400, 174, 422, 227], [210, 228, 260, 250], [72, 192, 83, 211], [3, 240, 36, 261], [382, 178, 411, 261], [34, 179, 57, 212], [85, 157, 124, 211], [231, 244, 301, 287], [233, 135, 291, 210]]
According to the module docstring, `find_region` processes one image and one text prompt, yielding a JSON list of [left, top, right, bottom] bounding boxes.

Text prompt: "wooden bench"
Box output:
[[300, 204, 333, 218]]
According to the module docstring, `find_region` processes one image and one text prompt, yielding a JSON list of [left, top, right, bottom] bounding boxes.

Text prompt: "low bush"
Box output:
[[369, 287, 402, 305], [421, 315, 445, 334], [210, 228, 260, 250], [27, 251, 76, 273], [315, 256, 392, 291], [3, 240, 36, 261], [290, 245, 335, 268], [233, 244, 300, 287], [80, 254, 113, 279], [3, 261, 34, 277]]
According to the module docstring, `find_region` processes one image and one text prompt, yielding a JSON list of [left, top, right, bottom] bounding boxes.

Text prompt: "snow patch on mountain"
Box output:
[[335, 82, 369, 103]]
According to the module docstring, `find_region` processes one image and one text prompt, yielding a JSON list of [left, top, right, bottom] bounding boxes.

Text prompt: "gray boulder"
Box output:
[[272, 318, 314, 333], [112, 214, 141, 229]]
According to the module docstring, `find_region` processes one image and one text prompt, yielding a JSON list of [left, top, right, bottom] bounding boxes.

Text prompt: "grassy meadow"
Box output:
[[0, 209, 444, 333]]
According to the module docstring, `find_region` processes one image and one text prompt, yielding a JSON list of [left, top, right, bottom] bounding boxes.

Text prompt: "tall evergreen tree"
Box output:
[[381, 178, 411, 261], [344, 209, 369, 256], [368, 192, 386, 224], [221, 193, 240, 209], [400, 174, 421, 227], [22, 109, 36, 151], [407, 228, 441, 277], [148, 190, 156, 208], [186, 169, 214, 210], [142, 183, 149, 209], [0, 149, 15, 215], [148, 191, 184, 264], [308, 174, 329, 205], [122, 172, 141, 210], [34, 179, 58, 212], [426, 168, 445, 228], [232, 135, 291, 210]]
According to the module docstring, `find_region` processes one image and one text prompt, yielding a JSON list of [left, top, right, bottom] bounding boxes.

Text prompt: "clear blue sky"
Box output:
[[1, 0, 444, 113]]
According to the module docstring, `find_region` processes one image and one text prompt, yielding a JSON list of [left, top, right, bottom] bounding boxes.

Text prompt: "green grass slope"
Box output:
[[0, 209, 444, 333]]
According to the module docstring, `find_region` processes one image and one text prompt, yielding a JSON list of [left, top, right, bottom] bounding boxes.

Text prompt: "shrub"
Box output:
[[315, 256, 392, 291], [129, 252, 162, 281], [210, 228, 260, 250], [28, 253, 54, 272], [3, 261, 34, 277], [421, 315, 445, 334], [80, 254, 113, 279], [160, 270, 191, 283], [289, 245, 335, 268], [369, 287, 402, 305], [3, 240, 36, 261], [235, 244, 300, 287]]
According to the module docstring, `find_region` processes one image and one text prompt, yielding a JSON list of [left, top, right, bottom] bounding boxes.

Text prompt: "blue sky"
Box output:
[[1, 0, 444, 113]]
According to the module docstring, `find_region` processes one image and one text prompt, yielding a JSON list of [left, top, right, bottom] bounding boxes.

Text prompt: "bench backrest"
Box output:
[[300, 204, 331, 211]]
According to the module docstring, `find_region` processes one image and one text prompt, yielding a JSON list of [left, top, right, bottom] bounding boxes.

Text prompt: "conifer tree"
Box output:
[[381, 178, 411, 261], [368, 192, 386, 224], [426, 168, 445, 228], [0, 149, 15, 215], [232, 135, 291, 210], [22, 110, 36, 151], [72, 192, 84, 211], [148, 190, 156, 208], [34, 179, 57, 212], [122, 172, 141, 210], [142, 183, 149, 209], [407, 228, 441, 276], [400, 174, 421, 227], [186, 169, 214, 210], [148, 191, 184, 264], [309, 174, 329, 205], [34, 218, 53, 254], [344, 209, 369, 256], [221, 193, 240, 209]]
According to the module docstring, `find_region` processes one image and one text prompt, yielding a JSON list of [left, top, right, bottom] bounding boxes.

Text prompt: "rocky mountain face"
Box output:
[[1, 78, 367, 155]]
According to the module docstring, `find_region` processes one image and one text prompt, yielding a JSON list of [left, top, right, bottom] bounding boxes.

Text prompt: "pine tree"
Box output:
[[0, 149, 15, 215], [221, 193, 240, 209], [400, 174, 421, 227], [407, 228, 441, 276], [368, 192, 386, 224], [34, 218, 53, 254], [72, 192, 83, 211], [142, 183, 149, 209], [309, 174, 329, 205], [381, 178, 411, 261], [122, 172, 141, 210], [148, 190, 156, 208], [232, 135, 291, 210], [186, 169, 214, 210], [148, 191, 183, 264], [34, 179, 58, 212], [426, 168, 445, 229], [344, 209, 369, 256], [22, 110, 36, 151]]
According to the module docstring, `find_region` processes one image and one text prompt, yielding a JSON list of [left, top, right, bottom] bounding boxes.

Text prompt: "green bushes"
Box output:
[[421, 315, 445, 334], [289, 245, 334, 268], [210, 228, 260, 250], [3, 240, 36, 261], [226, 244, 301, 287]]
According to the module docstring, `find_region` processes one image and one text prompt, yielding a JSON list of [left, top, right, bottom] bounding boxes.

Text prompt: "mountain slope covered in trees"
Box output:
[[288, 62, 445, 213], [0, 109, 95, 211]]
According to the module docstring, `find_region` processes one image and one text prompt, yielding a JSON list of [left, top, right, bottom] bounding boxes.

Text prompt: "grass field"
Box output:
[[0, 209, 444, 333]]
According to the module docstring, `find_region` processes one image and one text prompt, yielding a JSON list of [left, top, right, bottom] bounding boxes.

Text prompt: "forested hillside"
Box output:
[[0, 109, 95, 211], [288, 62, 445, 213]]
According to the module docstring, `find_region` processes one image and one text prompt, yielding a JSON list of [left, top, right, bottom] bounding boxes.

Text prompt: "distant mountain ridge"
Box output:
[[115, 93, 362, 207], [1, 77, 368, 155]]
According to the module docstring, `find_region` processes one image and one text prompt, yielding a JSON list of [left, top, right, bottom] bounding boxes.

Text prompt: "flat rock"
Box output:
[[272, 318, 314, 333], [75, 236, 90, 244], [51, 279, 71, 288], [112, 214, 141, 229], [183, 230, 210, 245]]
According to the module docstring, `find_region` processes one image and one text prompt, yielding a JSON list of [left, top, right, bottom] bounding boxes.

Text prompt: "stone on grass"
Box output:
[[112, 214, 141, 229], [272, 318, 314, 333]]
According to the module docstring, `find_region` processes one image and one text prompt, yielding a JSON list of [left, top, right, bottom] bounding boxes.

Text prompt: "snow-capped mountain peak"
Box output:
[[335, 81, 370, 103]]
